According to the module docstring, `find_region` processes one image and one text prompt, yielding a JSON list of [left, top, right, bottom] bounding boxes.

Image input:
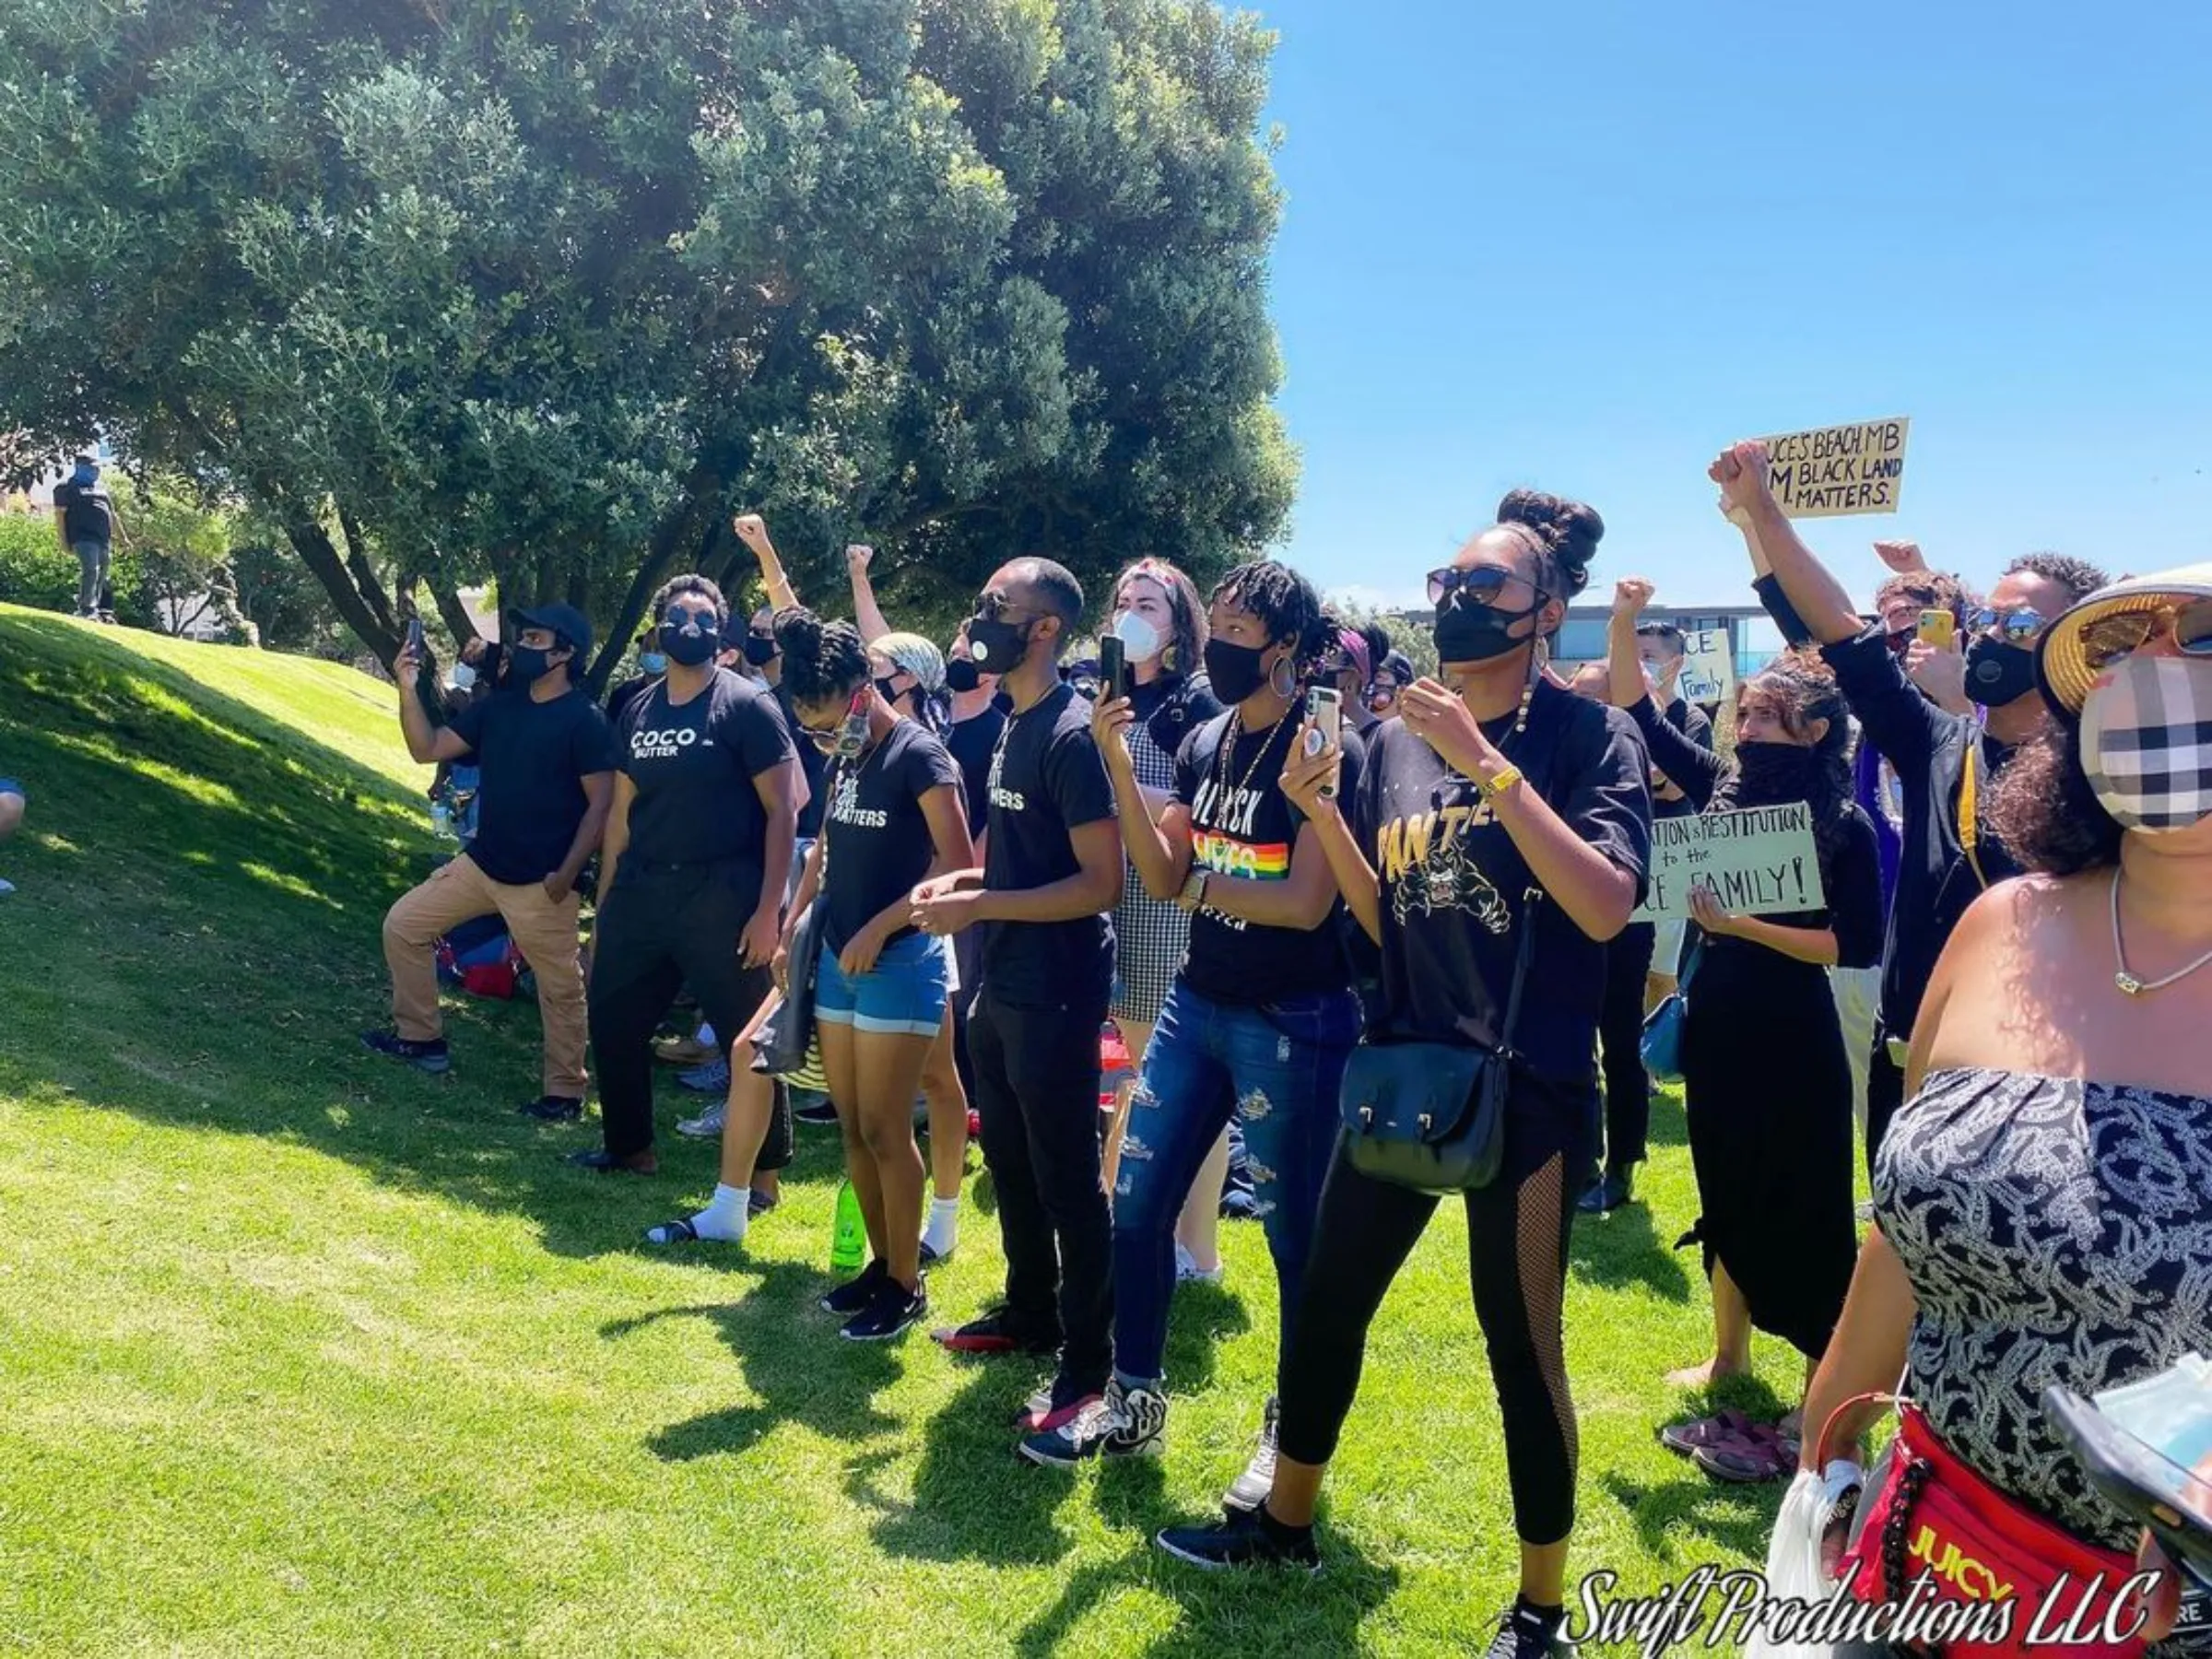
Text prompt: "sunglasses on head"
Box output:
[[1967, 606, 2044, 643], [2080, 597, 2212, 669], [1426, 565, 1545, 609]]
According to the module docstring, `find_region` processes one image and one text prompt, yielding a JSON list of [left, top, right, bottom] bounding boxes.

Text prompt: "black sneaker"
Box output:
[[1106, 1380, 1168, 1458], [1155, 1504, 1319, 1573], [1222, 1394, 1280, 1512], [518, 1095, 583, 1123], [794, 1093, 840, 1126], [1576, 1167, 1635, 1215], [820, 1260, 888, 1316], [747, 1189, 779, 1218], [841, 1277, 926, 1342], [1483, 1601, 1574, 1658], [360, 1030, 452, 1074], [1019, 1378, 1146, 1467]]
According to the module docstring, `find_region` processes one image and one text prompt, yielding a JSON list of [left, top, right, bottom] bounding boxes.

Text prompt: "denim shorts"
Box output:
[[815, 929, 952, 1038], [0, 778, 21, 801]]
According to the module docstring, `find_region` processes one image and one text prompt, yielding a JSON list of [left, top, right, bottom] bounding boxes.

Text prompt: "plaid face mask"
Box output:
[[2081, 654, 2212, 833]]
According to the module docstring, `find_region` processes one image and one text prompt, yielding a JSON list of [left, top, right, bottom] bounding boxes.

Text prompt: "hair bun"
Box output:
[[1497, 488, 1604, 594]]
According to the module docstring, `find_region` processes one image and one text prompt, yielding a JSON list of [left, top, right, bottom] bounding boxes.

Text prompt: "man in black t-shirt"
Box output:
[[912, 559, 1124, 1428], [366, 604, 618, 1118], [53, 452, 128, 621]]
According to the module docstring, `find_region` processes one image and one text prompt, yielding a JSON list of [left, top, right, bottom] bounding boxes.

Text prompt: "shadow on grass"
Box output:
[[1598, 1465, 1783, 1566], [606, 1265, 904, 1457], [1570, 1199, 1693, 1302]]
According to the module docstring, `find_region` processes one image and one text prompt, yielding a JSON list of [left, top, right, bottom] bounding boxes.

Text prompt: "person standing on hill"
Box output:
[[53, 451, 128, 623], [367, 604, 618, 1121]]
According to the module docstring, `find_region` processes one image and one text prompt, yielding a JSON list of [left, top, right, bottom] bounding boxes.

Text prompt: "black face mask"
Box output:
[[662, 624, 719, 668], [965, 614, 1032, 674], [874, 676, 906, 707], [1966, 635, 2037, 708], [1202, 638, 1272, 705], [945, 657, 982, 695], [1733, 739, 1817, 800], [1433, 600, 1538, 665], [506, 644, 565, 687], [741, 633, 778, 668]]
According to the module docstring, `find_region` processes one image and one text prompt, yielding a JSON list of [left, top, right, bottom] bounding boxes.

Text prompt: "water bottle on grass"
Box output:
[[830, 1180, 866, 1274]]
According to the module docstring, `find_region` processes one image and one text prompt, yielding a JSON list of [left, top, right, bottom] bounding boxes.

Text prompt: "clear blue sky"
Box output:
[[1258, 0, 2212, 615]]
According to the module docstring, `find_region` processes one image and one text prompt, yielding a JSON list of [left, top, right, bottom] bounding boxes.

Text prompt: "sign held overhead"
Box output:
[[1761, 418, 1911, 519]]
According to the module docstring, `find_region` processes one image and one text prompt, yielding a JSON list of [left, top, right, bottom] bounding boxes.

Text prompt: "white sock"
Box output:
[[691, 1182, 749, 1243], [923, 1195, 959, 1258]]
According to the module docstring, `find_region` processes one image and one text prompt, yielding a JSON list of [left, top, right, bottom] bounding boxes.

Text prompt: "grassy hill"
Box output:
[[0, 605, 1785, 1656]]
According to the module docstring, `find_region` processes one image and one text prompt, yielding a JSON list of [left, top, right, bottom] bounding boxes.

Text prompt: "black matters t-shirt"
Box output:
[[619, 669, 794, 900], [448, 688, 619, 886], [819, 721, 963, 956], [946, 706, 1006, 839], [1173, 712, 1365, 1006], [1357, 681, 1651, 1089], [982, 681, 1117, 1006], [53, 478, 113, 546]]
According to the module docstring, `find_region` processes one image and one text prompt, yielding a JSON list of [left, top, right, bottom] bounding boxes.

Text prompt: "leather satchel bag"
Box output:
[[1336, 887, 1542, 1194]]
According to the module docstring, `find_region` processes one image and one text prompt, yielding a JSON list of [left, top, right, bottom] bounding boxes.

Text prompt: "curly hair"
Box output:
[[775, 606, 871, 707], [1986, 718, 2123, 876], [1213, 559, 1331, 666], [2006, 552, 2110, 608], [1715, 649, 1858, 864], [1114, 558, 1209, 677], [648, 572, 728, 627], [1496, 488, 1605, 600], [1874, 570, 1974, 627]]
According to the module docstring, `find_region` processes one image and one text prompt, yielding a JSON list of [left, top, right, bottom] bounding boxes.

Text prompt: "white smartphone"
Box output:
[[1304, 686, 1343, 799]]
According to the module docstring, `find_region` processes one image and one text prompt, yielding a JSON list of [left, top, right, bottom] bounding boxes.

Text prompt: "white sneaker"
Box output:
[[1174, 1241, 1224, 1285], [1222, 1394, 1280, 1512], [0, 877, 15, 896], [676, 1100, 727, 1139]]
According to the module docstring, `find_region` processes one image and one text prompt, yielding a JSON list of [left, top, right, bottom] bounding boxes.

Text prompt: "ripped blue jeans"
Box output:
[[1110, 979, 1360, 1389]]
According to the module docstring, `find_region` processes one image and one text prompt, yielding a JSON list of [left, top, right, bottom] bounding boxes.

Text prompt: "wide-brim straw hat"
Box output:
[[2037, 561, 2212, 718]]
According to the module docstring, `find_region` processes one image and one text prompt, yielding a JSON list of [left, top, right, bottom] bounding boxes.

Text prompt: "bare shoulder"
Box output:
[[1950, 873, 2085, 952]]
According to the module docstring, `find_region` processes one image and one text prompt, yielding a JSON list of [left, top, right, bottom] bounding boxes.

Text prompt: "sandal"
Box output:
[[643, 1218, 700, 1246], [1659, 1407, 1752, 1456], [1692, 1424, 1792, 1484]]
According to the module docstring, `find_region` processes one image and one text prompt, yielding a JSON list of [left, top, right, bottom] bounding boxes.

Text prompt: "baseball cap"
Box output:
[[2036, 562, 2212, 718], [509, 602, 594, 660]]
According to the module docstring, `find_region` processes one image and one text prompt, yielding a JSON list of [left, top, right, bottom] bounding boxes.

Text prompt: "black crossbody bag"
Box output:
[[1335, 885, 1543, 1194]]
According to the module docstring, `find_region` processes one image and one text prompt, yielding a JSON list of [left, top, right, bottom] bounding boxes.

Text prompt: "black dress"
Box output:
[[1630, 700, 1884, 1360]]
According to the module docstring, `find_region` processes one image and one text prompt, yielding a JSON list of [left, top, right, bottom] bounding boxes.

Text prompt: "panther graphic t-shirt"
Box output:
[[618, 667, 794, 900], [1172, 711, 1365, 1007], [1355, 680, 1651, 1085], [981, 680, 1117, 1007], [818, 720, 963, 957]]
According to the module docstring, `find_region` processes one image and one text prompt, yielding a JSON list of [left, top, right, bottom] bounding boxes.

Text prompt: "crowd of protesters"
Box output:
[[352, 443, 2212, 1658]]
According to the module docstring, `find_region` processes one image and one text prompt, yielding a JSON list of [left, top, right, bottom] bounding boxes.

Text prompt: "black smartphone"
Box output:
[[404, 617, 426, 659], [2046, 1385, 2212, 1586], [1099, 633, 1128, 702]]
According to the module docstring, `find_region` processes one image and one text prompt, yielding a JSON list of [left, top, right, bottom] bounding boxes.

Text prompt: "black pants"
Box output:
[[1279, 1142, 1579, 1547], [950, 926, 982, 1108], [588, 861, 792, 1166], [1595, 921, 1656, 1179], [967, 984, 1112, 1391], [1865, 1026, 1906, 1182]]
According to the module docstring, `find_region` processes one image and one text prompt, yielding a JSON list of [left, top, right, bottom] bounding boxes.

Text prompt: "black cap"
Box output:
[[509, 602, 594, 660]]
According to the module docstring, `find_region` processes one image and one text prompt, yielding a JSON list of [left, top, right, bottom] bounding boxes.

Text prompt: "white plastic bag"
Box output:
[[1744, 1462, 1861, 1659]]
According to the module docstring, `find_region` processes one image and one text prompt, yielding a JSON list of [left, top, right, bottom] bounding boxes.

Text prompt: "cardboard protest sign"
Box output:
[[1761, 418, 1911, 518], [1631, 801, 1827, 923], [1677, 626, 1735, 707]]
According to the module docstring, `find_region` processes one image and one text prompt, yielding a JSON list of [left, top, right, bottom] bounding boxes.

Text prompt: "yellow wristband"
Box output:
[[1476, 763, 1524, 802]]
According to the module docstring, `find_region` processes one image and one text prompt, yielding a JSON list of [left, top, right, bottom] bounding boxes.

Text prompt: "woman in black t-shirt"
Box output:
[[777, 612, 975, 1342], [1018, 560, 1359, 1481], [1156, 495, 1653, 1659]]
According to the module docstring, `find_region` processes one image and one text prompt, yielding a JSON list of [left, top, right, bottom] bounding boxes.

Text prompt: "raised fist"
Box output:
[[845, 544, 874, 575], [1873, 539, 1928, 576], [1612, 577, 1656, 621], [732, 513, 771, 550], [1709, 440, 1773, 516]]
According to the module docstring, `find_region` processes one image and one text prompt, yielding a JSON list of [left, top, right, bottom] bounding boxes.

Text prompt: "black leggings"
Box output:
[[1278, 1142, 1579, 1547], [1596, 922, 1656, 1176]]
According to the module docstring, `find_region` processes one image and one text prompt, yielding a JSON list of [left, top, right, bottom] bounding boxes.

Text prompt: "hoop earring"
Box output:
[[1269, 653, 1298, 699]]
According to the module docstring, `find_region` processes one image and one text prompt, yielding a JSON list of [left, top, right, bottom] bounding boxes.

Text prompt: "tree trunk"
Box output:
[[583, 468, 723, 695], [337, 508, 399, 636], [287, 518, 402, 664], [429, 579, 479, 650]]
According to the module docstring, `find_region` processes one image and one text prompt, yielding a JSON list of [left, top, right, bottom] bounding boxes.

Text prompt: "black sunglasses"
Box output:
[[1966, 606, 2044, 643], [1427, 565, 1547, 610]]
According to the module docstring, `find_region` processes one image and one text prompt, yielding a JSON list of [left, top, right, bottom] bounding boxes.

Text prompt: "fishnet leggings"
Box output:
[[1277, 1143, 1579, 1546]]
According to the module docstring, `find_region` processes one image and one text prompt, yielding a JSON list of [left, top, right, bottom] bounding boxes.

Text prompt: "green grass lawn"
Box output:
[[0, 604, 1797, 1656]]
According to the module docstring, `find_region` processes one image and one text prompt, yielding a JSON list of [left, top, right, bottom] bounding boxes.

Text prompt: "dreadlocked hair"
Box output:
[[776, 607, 871, 706], [1213, 558, 1331, 668], [1711, 647, 1859, 873]]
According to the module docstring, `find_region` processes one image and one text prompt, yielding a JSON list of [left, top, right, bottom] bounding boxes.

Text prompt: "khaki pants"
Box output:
[[382, 853, 588, 1099]]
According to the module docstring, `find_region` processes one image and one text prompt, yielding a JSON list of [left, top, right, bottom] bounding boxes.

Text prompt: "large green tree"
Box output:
[[0, 0, 1295, 685]]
